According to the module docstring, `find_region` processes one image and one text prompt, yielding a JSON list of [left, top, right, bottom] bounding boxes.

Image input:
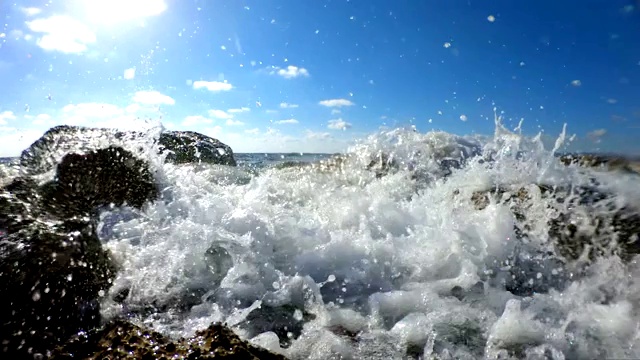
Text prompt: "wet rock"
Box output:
[[20, 125, 236, 176], [0, 223, 117, 358], [158, 130, 236, 166], [41, 146, 159, 218], [0, 146, 159, 358], [52, 319, 288, 359], [547, 188, 640, 262], [470, 183, 640, 264], [559, 153, 640, 174]]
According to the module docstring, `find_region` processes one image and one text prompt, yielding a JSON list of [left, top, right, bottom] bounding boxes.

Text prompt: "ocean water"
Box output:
[[3, 117, 640, 359]]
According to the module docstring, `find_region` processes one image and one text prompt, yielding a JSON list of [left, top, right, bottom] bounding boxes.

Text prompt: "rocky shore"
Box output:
[[2, 125, 639, 359], [0, 126, 282, 359]]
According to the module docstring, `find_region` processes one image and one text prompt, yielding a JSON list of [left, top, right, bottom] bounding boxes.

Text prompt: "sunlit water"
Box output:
[[4, 117, 640, 359]]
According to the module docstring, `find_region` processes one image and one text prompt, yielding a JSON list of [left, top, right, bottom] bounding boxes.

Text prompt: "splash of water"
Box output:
[[93, 115, 640, 359]]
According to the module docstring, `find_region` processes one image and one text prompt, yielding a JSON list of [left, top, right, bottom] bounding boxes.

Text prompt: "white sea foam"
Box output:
[[96, 115, 640, 359]]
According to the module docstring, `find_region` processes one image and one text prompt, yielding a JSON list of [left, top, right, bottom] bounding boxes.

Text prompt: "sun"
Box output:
[[77, 0, 167, 25]]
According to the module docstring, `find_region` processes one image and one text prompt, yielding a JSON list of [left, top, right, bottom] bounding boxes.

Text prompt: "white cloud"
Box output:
[[328, 118, 352, 130], [587, 128, 607, 143], [280, 102, 299, 109], [124, 67, 136, 80], [26, 16, 96, 54], [182, 115, 213, 126], [193, 80, 233, 92], [203, 125, 223, 138], [0, 128, 51, 157], [132, 90, 175, 105], [208, 109, 232, 119], [228, 107, 250, 113], [571, 80, 582, 87], [275, 119, 299, 125], [31, 113, 52, 125], [0, 111, 16, 125], [63, 103, 123, 117], [58, 102, 162, 130], [190, 126, 353, 154], [305, 130, 332, 140], [21, 7, 42, 16], [125, 103, 141, 113], [319, 98, 354, 107], [274, 65, 310, 79], [331, 109, 342, 115], [226, 119, 245, 126]]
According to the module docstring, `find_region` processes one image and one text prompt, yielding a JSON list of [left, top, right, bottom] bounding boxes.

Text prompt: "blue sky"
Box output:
[[0, 0, 638, 156]]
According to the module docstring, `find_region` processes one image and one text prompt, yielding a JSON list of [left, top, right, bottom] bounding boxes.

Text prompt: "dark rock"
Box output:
[[0, 146, 160, 358], [158, 131, 236, 166], [20, 125, 236, 176], [41, 146, 159, 218], [559, 154, 640, 174], [470, 183, 640, 263], [52, 319, 288, 359], [0, 222, 117, 358]]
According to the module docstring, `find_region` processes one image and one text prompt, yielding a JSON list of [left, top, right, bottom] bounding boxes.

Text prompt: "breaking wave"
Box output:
[[7, 114, 640, 359]]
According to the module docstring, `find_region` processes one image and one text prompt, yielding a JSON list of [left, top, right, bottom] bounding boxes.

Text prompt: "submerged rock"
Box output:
[[52, 319, 287, 359], [20, 125, 236, 176]]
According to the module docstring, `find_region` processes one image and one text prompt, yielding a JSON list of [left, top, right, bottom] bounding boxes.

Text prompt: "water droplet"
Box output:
[[327, 274, 336, 282]]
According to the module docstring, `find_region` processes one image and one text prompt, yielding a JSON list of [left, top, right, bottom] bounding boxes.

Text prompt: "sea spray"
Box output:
[[82, 115, 640, 359]]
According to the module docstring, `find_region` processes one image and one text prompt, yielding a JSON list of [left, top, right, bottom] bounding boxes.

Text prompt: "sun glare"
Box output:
[[78, 0, 167, 24]]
